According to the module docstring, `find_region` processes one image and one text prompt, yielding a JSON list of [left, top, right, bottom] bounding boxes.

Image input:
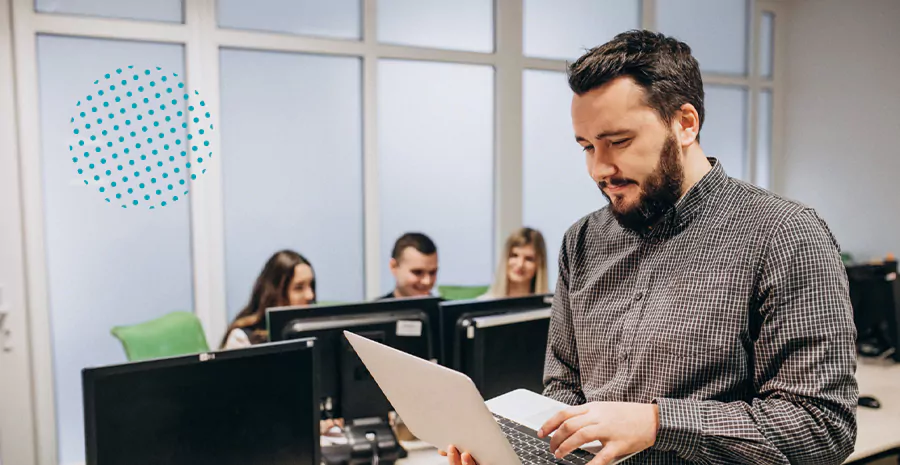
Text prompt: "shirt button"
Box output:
[[635, 292, 644, 302]]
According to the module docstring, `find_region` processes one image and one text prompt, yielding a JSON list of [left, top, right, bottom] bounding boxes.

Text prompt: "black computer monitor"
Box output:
[[438, 294, 553, 368], [266, 296, 440, 422], [847, 260, 900, 360], [82, 338, 319, 465], [439, 294, 554, 399]]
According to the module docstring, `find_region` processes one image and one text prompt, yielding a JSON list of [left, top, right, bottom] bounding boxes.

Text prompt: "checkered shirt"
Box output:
[[543, 159, 858, 464]]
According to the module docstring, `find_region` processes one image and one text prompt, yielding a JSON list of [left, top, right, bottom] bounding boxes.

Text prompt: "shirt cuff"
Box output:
[[652, 397, 702, 461]]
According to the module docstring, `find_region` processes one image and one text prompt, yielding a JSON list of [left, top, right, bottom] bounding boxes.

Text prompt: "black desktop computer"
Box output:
[[82, 338, 320, 465], [439, 294, 554, 400], [267, 296, 441, 465], [846, 258, 900, 361]]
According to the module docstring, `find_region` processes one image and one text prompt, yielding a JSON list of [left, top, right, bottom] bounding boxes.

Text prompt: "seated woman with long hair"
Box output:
[[481, 227, 549, 299], [221, 250, 316, 349]]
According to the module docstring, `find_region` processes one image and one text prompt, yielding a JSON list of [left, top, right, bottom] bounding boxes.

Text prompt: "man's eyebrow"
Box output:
[[575, 130, 632, 143], [595, 130, 631, 140]]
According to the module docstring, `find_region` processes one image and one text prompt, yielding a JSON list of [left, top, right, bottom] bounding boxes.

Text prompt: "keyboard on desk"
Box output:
[[493, 414, 595, 465]]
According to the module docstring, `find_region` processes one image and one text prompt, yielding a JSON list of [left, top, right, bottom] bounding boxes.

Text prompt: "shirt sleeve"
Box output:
[[223, 328, 252, 350], [652, 208, 858, 464], [542, 233, 587, 406]]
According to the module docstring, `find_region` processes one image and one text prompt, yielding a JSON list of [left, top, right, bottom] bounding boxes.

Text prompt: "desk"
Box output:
[[399, 360, 900, 465], [846, 359, 900, 463]]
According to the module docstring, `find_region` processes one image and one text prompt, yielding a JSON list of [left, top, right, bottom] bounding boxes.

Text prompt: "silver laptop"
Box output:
[[343, 330, 602, 465]]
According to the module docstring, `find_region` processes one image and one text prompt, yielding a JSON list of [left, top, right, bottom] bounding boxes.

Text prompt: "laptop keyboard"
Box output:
[[494, 415, 594, 465]]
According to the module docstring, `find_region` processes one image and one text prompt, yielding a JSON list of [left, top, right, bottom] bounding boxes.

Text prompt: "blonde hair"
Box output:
[[485, 227, 549, 298]]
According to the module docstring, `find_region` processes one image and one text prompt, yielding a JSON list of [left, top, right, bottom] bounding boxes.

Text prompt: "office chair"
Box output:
[[111, 311, 210, 362], [438, 285, 490, 301]]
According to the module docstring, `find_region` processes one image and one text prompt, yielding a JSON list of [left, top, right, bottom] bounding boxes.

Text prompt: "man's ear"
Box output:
[[674, 103, 700, 146], [389, 258, 398, 272]]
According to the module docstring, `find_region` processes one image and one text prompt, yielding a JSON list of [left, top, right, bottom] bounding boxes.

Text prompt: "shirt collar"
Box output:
[[638, 157, 729, 240]]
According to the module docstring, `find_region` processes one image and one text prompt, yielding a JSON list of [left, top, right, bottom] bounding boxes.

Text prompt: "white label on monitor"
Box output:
[[396, 320, 422, 337]]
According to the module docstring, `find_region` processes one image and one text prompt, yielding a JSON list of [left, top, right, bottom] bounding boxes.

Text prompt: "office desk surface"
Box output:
[[400, 359, 900, 465], [847, 359, 900, 463]]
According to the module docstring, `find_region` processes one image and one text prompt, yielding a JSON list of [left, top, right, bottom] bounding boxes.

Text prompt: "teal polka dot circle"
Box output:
[[69, 65, 215, 209]]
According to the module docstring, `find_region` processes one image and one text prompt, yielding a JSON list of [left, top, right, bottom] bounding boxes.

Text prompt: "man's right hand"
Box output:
[[438, 445, 478, 465]]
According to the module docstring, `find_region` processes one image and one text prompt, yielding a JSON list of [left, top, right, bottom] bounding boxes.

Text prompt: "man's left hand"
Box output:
[[538, 402, 659, 465]]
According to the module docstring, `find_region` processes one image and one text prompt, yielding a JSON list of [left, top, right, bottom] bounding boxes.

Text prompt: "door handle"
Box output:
[[0, 311, 10, 353]]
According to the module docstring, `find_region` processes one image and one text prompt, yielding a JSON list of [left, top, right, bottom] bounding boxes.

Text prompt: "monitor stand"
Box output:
[[321, 418, 405, 465]]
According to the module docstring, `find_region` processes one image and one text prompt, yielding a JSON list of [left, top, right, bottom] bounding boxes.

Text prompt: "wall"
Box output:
[[781, 0, 900, 261]]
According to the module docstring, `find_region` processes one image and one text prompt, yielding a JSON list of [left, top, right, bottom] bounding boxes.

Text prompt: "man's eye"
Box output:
[[611, 138, 631, 146], [582, 145, 594, 152]]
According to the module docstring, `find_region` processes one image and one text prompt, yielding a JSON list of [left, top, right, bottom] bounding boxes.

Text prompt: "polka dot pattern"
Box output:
[[69, 66, 214, 209]]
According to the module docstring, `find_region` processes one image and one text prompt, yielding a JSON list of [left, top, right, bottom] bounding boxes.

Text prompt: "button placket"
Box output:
[[627, 240, 658, 350], [620, 242, 653, 368]]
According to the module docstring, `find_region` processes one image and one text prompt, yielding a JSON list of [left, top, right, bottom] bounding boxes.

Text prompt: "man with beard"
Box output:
[[443, 30, 857, 465]]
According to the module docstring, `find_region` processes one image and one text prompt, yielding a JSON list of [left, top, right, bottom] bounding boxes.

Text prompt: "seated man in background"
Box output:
[[379, 232, 439, 300]]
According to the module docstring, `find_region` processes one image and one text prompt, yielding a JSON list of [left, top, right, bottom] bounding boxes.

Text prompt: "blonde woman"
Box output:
[[481, 227, 549, 299]]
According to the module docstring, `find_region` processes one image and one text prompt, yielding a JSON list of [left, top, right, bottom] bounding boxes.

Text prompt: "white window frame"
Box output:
[[5, 0, 786, 463], [0, 0, 39, 463]]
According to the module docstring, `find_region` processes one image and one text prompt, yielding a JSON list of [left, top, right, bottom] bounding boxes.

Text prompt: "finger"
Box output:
[[438, 450, 447, 456], [554, 424, 603, 459], [539, 404, 589, 438], [448, 445, 462, 465], [549, 414, 596, 453], [587, 444, 621, 465], [461, 452, 477, 465]]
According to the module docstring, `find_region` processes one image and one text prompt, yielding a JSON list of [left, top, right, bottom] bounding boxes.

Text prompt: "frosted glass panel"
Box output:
[[524, 0, 640, 60], [702, 85, 747, 180], [378, 60, 494, 291], [657, 0, 748, 75], [760, 12, 775, 79], [220, 49, 364, 320], [756, 90, 772, 189], [36, 0, 183, 23], [217, 0, 361, 40], [36, 35, 193, 465], [522, 70, 606, 290], [378, 0, 493, 53]]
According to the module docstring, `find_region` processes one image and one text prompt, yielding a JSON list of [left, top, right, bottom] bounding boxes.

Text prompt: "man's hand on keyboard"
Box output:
[[538, 402, 658, 465], [438, 445, 477, 465]]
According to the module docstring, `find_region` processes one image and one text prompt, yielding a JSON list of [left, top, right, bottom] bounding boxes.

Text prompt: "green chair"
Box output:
[[438, 285, 490, 301], [840, 252, 853, 265], [111, 311, 210, 362]]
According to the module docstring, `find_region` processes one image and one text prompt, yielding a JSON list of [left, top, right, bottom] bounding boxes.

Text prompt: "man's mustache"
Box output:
[[598, 178, 637, 190]]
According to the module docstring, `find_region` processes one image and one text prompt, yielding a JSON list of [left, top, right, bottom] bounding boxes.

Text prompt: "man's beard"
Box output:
[[599, 133, 684, 232]]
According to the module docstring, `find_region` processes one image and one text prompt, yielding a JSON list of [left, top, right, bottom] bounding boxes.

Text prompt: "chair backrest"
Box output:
[[438, 285, 490, 301], [111, 311, 210, 362]]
